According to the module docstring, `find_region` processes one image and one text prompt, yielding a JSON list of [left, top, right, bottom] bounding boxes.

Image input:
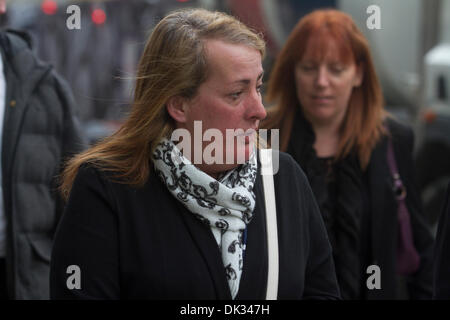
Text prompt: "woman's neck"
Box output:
[[310, 121, 341, 158]]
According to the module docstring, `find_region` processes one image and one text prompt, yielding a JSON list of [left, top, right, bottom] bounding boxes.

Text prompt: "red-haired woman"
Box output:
[[263, 9, 433, 299]]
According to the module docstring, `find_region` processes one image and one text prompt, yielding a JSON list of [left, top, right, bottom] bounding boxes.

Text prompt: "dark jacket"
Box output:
[[433, 182, 450, 299], [287, 116, 433, 299], [365, 119, 433, 299], [0, 30, 85, 299], [50, 152, 341, 299]]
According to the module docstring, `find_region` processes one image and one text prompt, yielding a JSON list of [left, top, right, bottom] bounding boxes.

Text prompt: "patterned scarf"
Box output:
[[152, 138, 258, 299]]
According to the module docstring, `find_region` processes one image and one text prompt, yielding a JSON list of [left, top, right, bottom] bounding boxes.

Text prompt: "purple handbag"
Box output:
[[386, 138, 421, 275]]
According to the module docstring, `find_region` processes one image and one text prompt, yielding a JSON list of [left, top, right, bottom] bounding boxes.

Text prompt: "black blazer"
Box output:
[[50, 152, 341, 299], [364, 120, 433, 299], [433, 182, 450, 299]]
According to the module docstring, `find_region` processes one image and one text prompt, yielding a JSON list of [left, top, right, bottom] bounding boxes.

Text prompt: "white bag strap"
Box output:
[[260, 148, 279, 300]]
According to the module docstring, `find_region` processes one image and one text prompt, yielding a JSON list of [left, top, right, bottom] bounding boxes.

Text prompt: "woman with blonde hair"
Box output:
[[263, 9, 433, 299], [50, 8, 340, 300]]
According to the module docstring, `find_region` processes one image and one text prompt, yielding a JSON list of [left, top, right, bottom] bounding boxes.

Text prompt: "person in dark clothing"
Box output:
[[0, 2, 85, 299], [262, 9, 433, 299], [50, 8, 341, 300], [433, 182, 450, 299]]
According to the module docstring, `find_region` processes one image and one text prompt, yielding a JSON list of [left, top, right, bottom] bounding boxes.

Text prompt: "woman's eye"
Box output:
[[301, 65, 315, 72], [230, 92, 242, 100], [330, 65, 345, 74], [256, 84, 263, 94]]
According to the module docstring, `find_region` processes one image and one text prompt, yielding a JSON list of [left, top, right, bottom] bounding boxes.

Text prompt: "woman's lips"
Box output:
[[311, 95, 333, 104]]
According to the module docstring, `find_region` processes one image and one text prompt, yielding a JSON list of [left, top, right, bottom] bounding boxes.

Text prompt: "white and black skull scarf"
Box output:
[[152, 138, 257, 299]]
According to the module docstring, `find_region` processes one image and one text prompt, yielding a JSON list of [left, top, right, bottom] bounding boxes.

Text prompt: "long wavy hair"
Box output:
[[60, 8, 265, 200], [262, 9, 387, 169]]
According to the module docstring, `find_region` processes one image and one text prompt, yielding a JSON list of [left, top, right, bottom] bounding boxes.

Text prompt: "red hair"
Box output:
[[262, 9, 387, 169]]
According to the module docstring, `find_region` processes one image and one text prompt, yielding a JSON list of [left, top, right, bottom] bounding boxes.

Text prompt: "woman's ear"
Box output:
[[166, 96, 188, 123]]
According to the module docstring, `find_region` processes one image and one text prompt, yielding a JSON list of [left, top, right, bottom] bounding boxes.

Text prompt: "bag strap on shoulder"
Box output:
[[260, 149, 279, 300]]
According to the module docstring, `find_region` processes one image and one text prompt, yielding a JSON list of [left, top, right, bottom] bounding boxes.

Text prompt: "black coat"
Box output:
[[287, 117, 433, 299], [50, 152, 341, 299], [0, 30, 85, 299], [364, 119, 433, 299], [433, 182, 450, 299]]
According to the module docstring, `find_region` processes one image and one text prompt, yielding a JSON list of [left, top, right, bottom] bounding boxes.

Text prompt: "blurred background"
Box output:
[[1, 0, 449, 233]]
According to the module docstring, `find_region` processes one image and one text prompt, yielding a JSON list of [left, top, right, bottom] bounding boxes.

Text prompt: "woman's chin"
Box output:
[[303, 106, 343, 126]]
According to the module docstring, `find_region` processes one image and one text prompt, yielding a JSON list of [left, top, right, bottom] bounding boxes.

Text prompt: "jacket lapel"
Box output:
[[175, 199, 232, 299], [366, 135, 398, 297], [235, 172, 267, 299], [1, 35, 50, 178], [2, 59, 26, 178]]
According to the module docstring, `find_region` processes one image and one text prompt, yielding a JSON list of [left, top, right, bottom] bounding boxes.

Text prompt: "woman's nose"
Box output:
[[246, 91, 267, 121], [315, 67, 330, 87]]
